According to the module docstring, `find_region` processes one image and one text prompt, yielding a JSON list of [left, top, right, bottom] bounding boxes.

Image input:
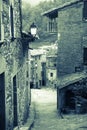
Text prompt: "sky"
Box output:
[[22, 0, 50, 6]]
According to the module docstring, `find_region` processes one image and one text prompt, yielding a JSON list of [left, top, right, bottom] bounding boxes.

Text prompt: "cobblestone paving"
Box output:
[[31, 87, 87, 130]]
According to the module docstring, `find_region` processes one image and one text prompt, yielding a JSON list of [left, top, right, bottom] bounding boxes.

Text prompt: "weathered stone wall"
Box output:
[[14, 0, 22, 37], [57, 2, 87, 76], [2, 2, 10, 39], [0, 0, 31, 130], [0, 39, 30, 130]]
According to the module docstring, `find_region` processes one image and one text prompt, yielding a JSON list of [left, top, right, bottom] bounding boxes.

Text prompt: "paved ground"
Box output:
[[31, 87, 87, 130]]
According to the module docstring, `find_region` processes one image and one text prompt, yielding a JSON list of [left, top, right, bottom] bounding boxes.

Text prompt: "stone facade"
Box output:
[[46, 45, 57, 87], [57, 0, 87, 76], [42, 0, 87, 76], [0, 0, 31, 130], [42, 0, 87, 114], [56, 0, 87, 114]]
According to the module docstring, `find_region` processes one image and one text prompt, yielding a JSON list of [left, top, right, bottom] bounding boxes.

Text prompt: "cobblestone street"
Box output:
[[31, 87, 87, 130]]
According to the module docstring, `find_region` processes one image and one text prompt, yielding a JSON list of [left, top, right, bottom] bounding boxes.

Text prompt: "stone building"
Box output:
[[30, 44, 58, 88], [0, 0, 31, 129], [30, 49, 46, 88], [46, 55, 57, 86], [46, 44, 57, 87], [42, 0, 87, 114]]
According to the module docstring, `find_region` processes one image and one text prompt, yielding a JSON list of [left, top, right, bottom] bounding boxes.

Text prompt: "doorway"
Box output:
[[0, 72, 5, 130], [41, 62, 46, 86], [13, 76, 18, 127], [65, 90, 75, 111]]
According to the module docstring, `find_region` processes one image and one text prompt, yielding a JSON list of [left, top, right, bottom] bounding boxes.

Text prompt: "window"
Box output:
[[83, 1, 87, 21], [48, 18, 57, 33], [54, 63, 56, 67], [50, 73, 53, 77], [83, 47, 87, 65], [9, 5, 14, 39]]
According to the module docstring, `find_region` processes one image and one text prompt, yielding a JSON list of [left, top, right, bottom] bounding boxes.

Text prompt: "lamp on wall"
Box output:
[[22, 22, 38, 43], [30, 22, 37, 37], [30, 22, 39, 39]]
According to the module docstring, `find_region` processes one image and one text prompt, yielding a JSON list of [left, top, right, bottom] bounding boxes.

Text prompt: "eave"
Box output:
[[42, 0, 82, 18], [57, 72, 87, 89]]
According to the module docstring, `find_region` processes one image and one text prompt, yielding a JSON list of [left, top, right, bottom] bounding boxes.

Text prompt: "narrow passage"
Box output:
[[31, 88, 58, 130], [31, 87, 87, 130]]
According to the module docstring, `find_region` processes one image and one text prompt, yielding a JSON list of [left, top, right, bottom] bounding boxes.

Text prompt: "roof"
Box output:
[[42, 0, 82, 18], [57, 71, 87, 89]]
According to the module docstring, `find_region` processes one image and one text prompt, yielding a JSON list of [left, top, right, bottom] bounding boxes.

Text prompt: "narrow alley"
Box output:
[[31, 87, 87, 130]]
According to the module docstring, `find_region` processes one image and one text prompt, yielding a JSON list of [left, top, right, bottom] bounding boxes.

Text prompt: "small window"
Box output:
[[50, 73, 53, 77], [83, 47, 87, 65], [54, 63, 56, 67], [48, 18, 57, 33], [9, 5, 14, 39], [83, 1, 87, 21]]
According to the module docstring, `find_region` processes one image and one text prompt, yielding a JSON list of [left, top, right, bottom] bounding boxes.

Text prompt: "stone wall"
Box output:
[[0, 38, 30, 130], [57, 1, 87, 76], [0, 0, 31, 130]]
